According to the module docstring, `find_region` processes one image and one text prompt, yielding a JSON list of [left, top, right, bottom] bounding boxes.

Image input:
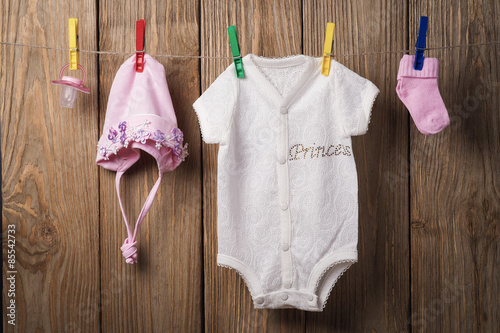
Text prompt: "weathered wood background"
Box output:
[[2, 0, 499, 332]]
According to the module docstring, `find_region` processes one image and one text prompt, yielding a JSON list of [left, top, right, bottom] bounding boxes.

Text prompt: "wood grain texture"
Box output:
[[200, 0, 306, 332], [1, 0, 500, 332], [410, 1, 500, 332], [303, 1, 410, 331], [98, 1, 202, 332], [1, 1, 100, 332]]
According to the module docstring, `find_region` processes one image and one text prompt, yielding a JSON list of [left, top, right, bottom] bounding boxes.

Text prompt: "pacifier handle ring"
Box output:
[[59, 64, 87, 84]]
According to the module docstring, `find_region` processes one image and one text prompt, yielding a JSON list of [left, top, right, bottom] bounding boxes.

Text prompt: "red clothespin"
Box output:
[[136, 19, 145, 72]]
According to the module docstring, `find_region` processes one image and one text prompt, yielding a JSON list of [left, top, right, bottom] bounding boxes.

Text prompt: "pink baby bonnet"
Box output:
[[96, 54, 188, 264]]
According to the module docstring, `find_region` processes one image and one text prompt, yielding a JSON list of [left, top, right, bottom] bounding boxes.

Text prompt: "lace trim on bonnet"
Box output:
[[97, 119, 188, 161]]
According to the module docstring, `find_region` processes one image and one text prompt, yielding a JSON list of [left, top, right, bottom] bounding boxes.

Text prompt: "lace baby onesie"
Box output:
[[193, 54, 379, 311]]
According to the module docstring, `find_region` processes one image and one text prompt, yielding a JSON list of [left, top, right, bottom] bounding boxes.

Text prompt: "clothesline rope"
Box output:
[[1, 40, 499, 59]]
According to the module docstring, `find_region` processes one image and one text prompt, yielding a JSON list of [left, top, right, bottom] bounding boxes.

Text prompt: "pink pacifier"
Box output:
[[51, 64, 90, 108]]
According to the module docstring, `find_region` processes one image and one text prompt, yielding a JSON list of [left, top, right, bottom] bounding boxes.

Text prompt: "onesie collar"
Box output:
[[244, 54, 317, 106]]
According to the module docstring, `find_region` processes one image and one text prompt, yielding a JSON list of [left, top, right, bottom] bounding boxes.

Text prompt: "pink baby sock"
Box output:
[[396, 55, 450, 135]]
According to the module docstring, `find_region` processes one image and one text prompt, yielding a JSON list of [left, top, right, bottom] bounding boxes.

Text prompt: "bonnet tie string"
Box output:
[[115, 170, 163, 264]]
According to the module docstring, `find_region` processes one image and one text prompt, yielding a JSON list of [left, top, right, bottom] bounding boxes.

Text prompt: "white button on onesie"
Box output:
[[193, 54, 379, 311]]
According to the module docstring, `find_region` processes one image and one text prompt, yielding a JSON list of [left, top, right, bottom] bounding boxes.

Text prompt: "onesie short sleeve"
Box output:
[[332, 62, 379, 136], [193, 65, 238, 144]]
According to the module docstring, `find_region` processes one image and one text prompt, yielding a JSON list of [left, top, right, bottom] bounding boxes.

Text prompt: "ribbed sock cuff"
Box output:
[[397, 55, 439, 79]]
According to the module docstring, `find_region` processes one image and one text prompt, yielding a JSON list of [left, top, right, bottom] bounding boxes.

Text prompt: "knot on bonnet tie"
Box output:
[[121, 238, 138, 264]]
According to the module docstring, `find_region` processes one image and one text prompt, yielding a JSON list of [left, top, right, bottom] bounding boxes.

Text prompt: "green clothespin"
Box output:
[[227, 26, 245, 78]]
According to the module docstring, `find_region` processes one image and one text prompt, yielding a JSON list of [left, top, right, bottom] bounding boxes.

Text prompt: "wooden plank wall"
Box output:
[[409, 1, 500, 332], [1, 0, 499, 332], [1, 1, 100, 332]]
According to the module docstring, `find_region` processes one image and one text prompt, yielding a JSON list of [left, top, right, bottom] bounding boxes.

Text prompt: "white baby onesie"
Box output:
[[193, 54, 379, 311]]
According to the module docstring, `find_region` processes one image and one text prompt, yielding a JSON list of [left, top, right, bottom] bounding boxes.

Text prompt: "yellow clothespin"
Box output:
[[68, 18, 79, 70], [321, 22, 335, 76]]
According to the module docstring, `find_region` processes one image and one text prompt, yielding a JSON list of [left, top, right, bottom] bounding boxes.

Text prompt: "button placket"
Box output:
[[277, 103, 293, 292]]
